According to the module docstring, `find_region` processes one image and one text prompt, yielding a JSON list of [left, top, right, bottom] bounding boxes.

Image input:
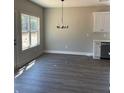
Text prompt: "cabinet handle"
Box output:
[[14, 39, 16, 46]]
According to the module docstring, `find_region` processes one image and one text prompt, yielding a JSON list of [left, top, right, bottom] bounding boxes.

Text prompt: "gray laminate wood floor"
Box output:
[[15, 53, 110, 93]]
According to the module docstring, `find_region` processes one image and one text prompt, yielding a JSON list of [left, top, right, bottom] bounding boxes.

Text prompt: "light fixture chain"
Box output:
[[57, 0, 69, 29], [62, 0, 63, 24]]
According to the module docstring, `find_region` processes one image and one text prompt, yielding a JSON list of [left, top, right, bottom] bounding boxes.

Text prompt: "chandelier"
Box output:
[[57, 0, 69, 29]]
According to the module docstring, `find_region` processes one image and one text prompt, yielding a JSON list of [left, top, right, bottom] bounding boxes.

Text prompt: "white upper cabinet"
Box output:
[[93, 12, 110, 32]]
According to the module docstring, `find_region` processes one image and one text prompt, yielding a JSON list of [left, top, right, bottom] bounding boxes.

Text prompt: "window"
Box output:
[[21, 13, 40, 50]]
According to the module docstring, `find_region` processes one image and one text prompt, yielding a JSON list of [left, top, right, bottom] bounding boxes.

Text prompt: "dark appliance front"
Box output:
[[101, 42, 110, 59]]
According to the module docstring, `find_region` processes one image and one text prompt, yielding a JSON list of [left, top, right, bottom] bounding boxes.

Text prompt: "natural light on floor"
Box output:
[[15, 60, 36, 78]]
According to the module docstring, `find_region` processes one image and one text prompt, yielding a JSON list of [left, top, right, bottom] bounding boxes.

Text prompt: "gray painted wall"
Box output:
[[44, 6, 110, 54], [14, 0, 44, 69]]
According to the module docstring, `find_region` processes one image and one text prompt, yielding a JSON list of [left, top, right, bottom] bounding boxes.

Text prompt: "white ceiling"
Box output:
[[30, 0, 110, 8]]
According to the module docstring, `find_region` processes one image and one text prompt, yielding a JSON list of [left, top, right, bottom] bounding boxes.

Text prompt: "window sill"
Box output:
[[22, 44, 40, 52]]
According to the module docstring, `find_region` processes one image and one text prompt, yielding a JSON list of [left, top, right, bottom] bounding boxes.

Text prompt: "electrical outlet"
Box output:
[[104, 34, 107, 37], [65, 45, 68, 49], [86, 33, 89, 37]]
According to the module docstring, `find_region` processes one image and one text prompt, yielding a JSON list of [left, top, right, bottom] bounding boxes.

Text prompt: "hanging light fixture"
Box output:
[[57, 0, 69, 29]]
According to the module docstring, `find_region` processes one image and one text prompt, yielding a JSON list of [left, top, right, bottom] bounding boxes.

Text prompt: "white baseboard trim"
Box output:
[[44, 50, 93, 56]]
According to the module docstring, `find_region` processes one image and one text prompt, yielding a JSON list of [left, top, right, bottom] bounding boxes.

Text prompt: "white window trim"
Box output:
[[21, 13, 40, 51]]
